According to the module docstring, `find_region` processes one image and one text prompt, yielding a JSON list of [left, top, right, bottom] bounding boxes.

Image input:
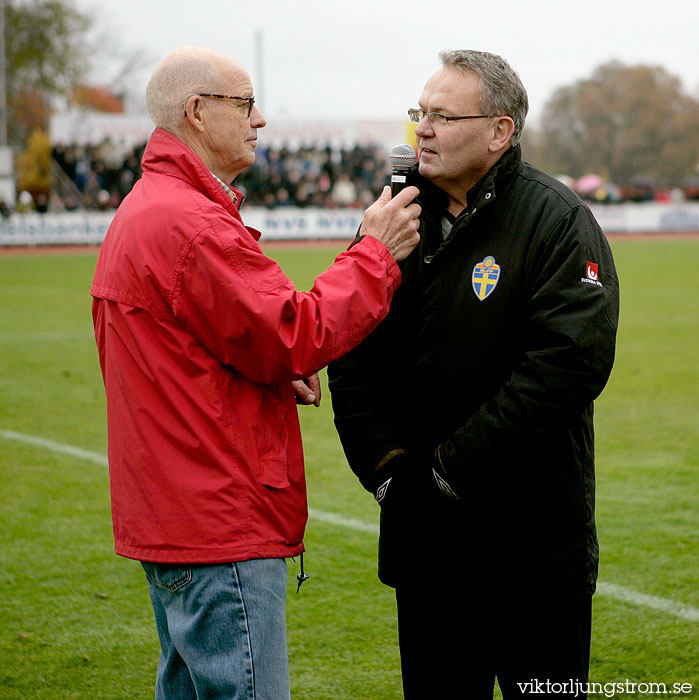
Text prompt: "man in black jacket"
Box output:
[[328, 50, 619, 699]]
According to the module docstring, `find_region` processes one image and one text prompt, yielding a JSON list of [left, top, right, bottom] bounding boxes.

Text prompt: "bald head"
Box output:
[[145, 47, 247, 134]]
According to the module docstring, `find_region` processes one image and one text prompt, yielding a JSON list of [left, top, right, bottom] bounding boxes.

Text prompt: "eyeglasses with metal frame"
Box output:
[[184, 93, 256, 117], [408, 108, 493, 126]]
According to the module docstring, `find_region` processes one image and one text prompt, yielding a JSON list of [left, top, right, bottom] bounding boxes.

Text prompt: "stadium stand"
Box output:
[[3, 136, 697, 215]]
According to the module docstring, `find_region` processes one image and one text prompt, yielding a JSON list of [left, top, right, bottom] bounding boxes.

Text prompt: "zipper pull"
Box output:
[[296, 552, 309, 594]]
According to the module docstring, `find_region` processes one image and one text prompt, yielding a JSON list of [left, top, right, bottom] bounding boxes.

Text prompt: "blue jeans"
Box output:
[[141, 558, 291, 700]]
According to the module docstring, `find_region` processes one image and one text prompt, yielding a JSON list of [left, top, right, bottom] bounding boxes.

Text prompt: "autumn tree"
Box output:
[[6, 0, 92, 146], [15, 127, 50, 192], [70, 85, 124, 113], [533, 62, 699, 184]]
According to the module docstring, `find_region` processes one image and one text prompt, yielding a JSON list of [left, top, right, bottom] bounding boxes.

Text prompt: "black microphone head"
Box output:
[[390, 144, 417, 169]]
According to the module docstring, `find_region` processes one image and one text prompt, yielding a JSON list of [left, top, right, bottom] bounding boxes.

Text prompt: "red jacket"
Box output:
[[91, 128, 400, 563]]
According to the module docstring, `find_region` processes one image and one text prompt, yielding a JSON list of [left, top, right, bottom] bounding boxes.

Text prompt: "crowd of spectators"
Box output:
[[576, 183, 699, 205], [4, 140, 392, 215], [51, 141, 146, 212], [236, 143, 390, 209], [2, 136, 699, 216]]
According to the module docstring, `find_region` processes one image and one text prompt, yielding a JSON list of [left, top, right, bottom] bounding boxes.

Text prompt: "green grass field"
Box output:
[[0, 239, 697, 699]]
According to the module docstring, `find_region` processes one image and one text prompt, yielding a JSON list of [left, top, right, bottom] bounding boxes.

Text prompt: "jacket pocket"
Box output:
[[256, 397, 291, 489]]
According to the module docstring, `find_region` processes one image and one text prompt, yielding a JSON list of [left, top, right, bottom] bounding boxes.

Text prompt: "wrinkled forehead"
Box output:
[[419, 67, 481, 111], [218, 57, 254, 95]]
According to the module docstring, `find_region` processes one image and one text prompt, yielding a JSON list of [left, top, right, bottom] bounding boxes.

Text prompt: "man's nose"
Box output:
[[251, 106, 266, 128], [414, 115, 433, 138]]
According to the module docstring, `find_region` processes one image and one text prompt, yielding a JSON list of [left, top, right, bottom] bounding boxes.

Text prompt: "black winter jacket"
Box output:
[[328, 145, 619, 593]]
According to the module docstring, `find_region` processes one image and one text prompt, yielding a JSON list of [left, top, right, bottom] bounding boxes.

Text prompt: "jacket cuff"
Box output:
[[433, 442, 462, 498], [364, 449, 411, 494], [353, 235, 402, 294]]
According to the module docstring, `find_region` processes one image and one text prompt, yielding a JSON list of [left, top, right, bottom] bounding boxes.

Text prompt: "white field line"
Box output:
[[0, 428, 108, 466], [2, 427, 697, 623], [308, 508, 379, 534], [595, 582, 699, 622]]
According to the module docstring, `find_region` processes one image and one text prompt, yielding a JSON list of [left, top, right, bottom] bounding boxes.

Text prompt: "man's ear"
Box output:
[[184, 94, 205, 133], [489, 116, 515, 152]]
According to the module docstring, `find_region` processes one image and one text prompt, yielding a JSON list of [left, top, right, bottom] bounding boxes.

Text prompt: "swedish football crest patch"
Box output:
[[472, 256, 501, 301]]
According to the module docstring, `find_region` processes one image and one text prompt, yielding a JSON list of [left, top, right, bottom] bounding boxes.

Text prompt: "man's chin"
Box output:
[[418, 162, 437, 181]]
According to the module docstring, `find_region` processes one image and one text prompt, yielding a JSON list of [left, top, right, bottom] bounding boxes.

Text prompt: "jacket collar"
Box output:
[[466, 143, 521, 213], [140, 127, 245, 218], [412, 143, 522, 215]]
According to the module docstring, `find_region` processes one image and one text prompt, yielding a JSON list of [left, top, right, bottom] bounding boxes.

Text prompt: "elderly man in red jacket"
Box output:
[[91, 46, 420, 700]]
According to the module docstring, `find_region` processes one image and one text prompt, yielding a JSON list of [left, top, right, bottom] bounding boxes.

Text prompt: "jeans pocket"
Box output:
[[144, 562, 193, 592]]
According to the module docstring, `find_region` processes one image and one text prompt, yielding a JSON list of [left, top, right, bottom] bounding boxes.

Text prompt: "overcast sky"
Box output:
[[73, 0, 699, 128]]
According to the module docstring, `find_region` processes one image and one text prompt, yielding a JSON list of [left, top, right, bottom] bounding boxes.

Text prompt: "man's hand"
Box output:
[[361, 186, 421, 262], [292, 374, 321, 407], [372, 449, 462, 508], [370, 452, 437, 509]]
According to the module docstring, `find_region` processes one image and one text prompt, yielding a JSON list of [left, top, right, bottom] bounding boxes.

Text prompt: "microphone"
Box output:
[[390, 144, 417, 197]]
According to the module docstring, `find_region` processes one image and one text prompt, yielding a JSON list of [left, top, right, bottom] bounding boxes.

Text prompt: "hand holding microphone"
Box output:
[[361, 145, 421, 262], [390, 144, 418, 197]]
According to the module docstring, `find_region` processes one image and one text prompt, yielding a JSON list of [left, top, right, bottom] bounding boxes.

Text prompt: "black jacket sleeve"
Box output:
[[328, 283, 412, 492]]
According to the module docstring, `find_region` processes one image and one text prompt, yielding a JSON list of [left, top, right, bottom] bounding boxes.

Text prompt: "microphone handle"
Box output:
[[391, 167, 412, 197]]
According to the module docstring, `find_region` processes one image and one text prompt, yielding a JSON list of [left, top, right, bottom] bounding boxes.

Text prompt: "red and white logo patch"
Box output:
[[581, 261, 603, 287]]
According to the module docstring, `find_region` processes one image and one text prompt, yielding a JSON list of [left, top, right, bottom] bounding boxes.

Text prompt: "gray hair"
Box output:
[[439, 49, 529, 147], [145, 48, 225, 133]]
